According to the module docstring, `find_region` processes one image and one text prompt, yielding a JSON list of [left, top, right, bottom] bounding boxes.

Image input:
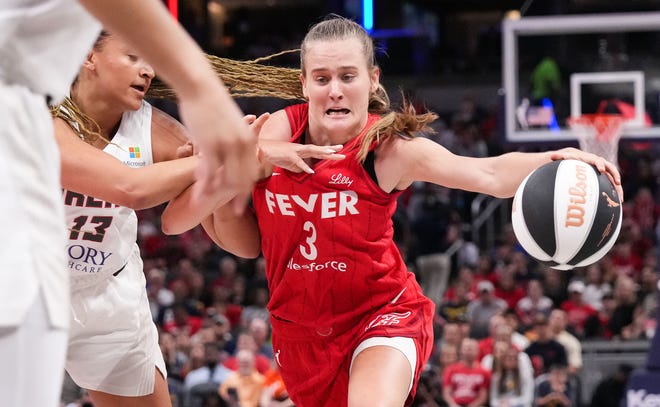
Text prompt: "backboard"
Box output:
[[502, 12, 660, 143]]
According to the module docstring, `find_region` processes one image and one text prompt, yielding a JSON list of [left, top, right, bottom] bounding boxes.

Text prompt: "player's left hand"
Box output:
[[550, 147, 624, 201]]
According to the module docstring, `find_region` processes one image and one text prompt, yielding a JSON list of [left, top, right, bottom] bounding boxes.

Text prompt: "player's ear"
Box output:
[[370, 66, 381, 94], [82, 51, 96, 71]]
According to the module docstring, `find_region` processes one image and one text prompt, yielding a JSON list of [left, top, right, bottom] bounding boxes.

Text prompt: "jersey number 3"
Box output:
[[299, 221, 318, 260]]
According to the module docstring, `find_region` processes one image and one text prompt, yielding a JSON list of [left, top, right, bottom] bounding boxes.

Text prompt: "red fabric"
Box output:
[[560, 300, 597, 333], [163, 316, 203, 336], [252, 103, 435, 406], [442, 362, 491, 406], [224, 354, 272, 375]]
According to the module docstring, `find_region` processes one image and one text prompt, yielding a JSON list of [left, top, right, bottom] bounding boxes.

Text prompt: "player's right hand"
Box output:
[[258, 140, 345, 174]]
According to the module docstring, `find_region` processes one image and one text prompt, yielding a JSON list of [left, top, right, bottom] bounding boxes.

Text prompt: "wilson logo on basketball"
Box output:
[[565, 164, 589, 227]]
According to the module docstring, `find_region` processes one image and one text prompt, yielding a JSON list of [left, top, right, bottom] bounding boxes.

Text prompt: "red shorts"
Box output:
[[269, 288, 435, 407]]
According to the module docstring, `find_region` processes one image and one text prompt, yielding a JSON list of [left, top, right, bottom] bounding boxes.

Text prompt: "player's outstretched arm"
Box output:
[[54, 118, 198, 210], [378, 137, 622, 200], [78, 0, 258, 212]]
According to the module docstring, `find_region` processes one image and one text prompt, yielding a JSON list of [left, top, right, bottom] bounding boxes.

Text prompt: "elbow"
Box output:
[[114, 182, 152, 210], [223, 243, 261, 259], [238, 246, 262, 259], [161, 212, 192, 236], [161, 220, 178, 236]]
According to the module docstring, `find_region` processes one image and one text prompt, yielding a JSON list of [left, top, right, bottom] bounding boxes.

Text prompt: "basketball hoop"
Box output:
[[568, 113, 626, 167]]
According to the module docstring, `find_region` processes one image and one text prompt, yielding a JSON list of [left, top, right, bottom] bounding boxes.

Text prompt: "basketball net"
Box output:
[[568, 113, 626, 168]]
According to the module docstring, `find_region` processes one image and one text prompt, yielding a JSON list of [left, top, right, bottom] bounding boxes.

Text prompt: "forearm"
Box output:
[[485, 151, 554, 198], [161, 180, 237, 235], [201, 205, 261, 259], [61, 155, 197, 210]]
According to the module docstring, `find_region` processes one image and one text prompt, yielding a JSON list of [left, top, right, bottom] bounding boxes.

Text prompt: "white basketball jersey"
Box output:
[[0, 0, 101, 103], [63, 101, 154, 288]]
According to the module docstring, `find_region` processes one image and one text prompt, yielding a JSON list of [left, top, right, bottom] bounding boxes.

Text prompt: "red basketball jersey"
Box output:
[[252, 103, 417, 332]]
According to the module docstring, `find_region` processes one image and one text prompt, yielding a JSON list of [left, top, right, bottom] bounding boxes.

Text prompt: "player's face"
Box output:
[[301, 38, 380, 144], [91, 36, 155, 111]]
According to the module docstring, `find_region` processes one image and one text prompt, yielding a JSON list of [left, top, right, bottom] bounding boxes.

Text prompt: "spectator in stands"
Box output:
[[560, 280, 597, 338], [584, 291, 616, 339], [638, 266, 658, 317], [489, 345, 535, 407], [218, 349, 266, 407], [478, 315, 524, 362], [183, 342, 233, 404], [260, 359, 295, 407], [163, 302, 204, 336], [466, 280, 507, 339], [589, 363, 634, 407], [525, 314, 567, 377], [609, 275, 640, 338], [534, 364, 575, 407], [159, 331, 188, 401], [494, 267, 526, 310], [436, 322, 465, 359], [242, 287, 271, 328], [440, 282, 473, 324], [146, 267, 175, 322], [415, 344, 458, 407], [548, 309, 582, 376], [223, 332, 272, 375], [502, 308, 530, 350], [611, 239, 643, 279], [541, 267, 568, 308], [248, 317, 275, 359], [582, 263, 612, 311], [516, 279, 553, 329], [442, 338, 490, 407]]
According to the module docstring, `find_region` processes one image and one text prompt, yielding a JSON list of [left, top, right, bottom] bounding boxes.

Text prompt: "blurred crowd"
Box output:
[[61, 95, 659, 407]]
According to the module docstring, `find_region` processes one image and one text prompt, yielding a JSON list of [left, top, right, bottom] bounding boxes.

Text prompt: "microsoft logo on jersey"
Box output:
[[128, 147, 141, 159]]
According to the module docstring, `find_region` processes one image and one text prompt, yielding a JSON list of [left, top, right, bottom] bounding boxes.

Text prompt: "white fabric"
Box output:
[[0, 0, 100, 103], [350, 336, 417, 392], [67, 249, 167, 396], [0, 290, 68, 407], [63, 101, 153, 289], [556, 330, 583, 370], [484, 352, 535, 407], [65, 101, 164, 396], [0, 84, 69, 329]]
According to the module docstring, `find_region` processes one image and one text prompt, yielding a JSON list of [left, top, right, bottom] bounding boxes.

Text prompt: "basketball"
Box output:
[[511, 159, 622, 270]]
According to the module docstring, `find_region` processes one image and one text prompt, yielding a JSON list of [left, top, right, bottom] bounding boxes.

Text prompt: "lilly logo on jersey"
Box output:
[[264, 188, 359, 218], [365, 311, 412, 331], [329, 173, 354, 188]]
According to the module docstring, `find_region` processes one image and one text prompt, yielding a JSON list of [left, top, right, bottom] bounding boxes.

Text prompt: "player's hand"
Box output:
[[177, 87, 258, 214], [550, 147, 624, 202], [258, 140, 345, 174]]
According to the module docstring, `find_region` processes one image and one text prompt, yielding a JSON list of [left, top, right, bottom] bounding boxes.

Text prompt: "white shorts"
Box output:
[[66, 248, 166, 397], [350, 336, 417, 392]]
